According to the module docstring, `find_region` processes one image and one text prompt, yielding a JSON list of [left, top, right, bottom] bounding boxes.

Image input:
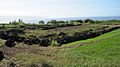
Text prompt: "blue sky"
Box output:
[[0, 0, 120, 18]]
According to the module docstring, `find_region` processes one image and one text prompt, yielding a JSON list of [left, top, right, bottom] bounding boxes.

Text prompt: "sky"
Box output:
[[0, 0, 120, 18]]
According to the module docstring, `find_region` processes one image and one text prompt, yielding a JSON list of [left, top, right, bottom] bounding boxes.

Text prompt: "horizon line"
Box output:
[[0, 15, 120, 18]]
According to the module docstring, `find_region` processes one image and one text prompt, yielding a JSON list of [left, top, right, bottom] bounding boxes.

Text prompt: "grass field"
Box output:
[[0, 39, 6, 46], [63, 27, 120, 47], [0, 29, 120, 67], [22, 24, 106, 37], [55, 29, 120, 66]]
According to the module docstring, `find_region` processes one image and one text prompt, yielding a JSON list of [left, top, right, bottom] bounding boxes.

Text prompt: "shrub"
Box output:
[[50, 40, 59, 46]]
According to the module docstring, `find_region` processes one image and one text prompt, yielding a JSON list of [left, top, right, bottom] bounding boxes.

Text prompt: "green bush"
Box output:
[[50, 40, 59, 47]]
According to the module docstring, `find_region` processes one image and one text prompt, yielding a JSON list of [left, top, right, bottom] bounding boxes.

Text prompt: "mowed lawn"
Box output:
[[0, 29, 120, 67]]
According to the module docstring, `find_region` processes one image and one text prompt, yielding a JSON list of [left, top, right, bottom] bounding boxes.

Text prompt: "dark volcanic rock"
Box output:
[[5, 40, 16, 47], [0, 51, 4, 61]]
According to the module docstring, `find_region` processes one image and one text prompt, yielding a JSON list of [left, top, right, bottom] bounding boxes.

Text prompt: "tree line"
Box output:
[[9, 19, 95, 25]]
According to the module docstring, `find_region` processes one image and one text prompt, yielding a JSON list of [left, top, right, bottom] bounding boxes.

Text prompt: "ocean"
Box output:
[[0, 16, 120, 24]]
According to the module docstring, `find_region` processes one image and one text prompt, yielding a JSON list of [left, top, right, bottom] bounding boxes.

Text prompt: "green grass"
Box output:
[[0, 39, 6, 46], [63, 29, 120, 47], [100, 21, 120, 25], [1, 29, 120, 67], [22, 24, 105, 37], [54, 29, 120, 66]]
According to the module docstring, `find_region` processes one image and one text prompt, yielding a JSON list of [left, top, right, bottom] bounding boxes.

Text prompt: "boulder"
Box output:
[[0, 51, 4, 61], [5, 40, 16, 47]]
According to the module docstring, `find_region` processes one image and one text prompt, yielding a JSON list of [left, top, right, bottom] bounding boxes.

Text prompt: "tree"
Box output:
[[75, 20, 83, 23], [84, 19, 91, 23], [9, 21, 12, 24], [1, 24, 5, 29], [47, 20, 58, 25], [89, 20, 95, 24], [39, 20, 45, 24], [57, 21, 66, 24], [69, 20, 83, 24], [66, 21, 69, 23], [84, 19, 94, 23], [10, 19, 25, 25], [11, 20, 19, 25], [18, 19, 23, 23]]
